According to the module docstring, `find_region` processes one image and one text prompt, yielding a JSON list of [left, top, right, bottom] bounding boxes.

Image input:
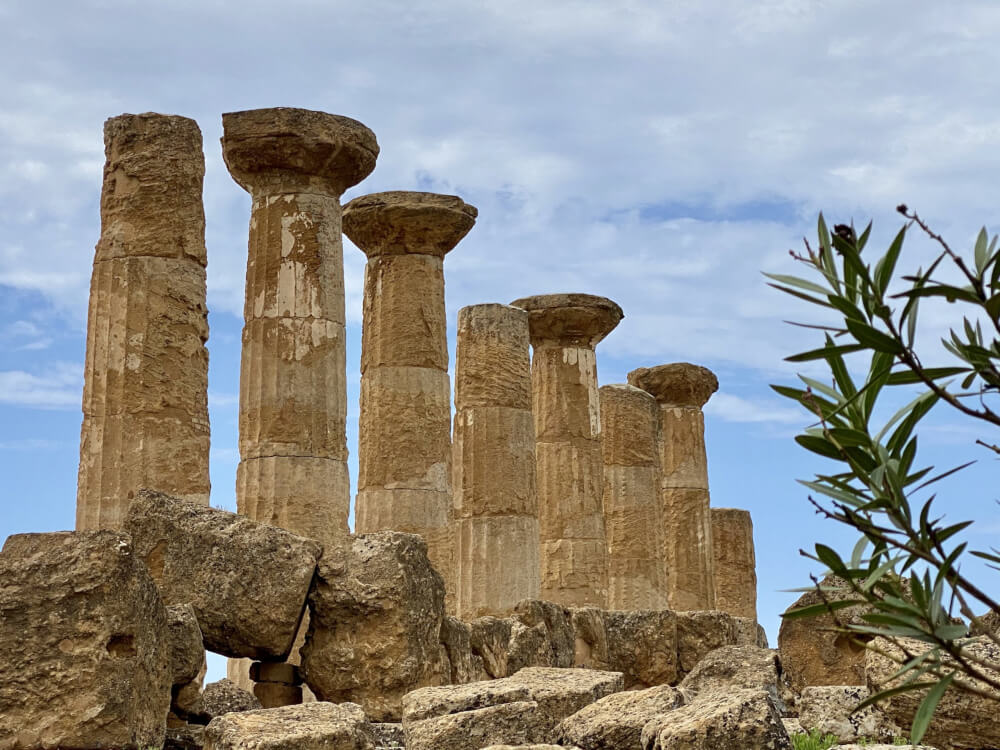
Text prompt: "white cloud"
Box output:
[[0, 362, 81, 409], [705, 392, 805, 425]]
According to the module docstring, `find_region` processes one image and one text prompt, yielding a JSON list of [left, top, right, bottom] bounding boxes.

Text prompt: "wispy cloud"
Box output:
[[0, 362, 81, 409], [705, 392, 805, 425]]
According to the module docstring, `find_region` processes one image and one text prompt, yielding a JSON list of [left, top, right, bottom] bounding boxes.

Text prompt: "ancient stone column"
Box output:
[[628, 363, 719, 611], [452, 303, 540, 619], [222, 107, 378, 549], [76, 113, 211, 530], [510, 293, 623, 608], [345, 191, 477, 598], [711, 507, 757, 620], [599, 383, 667, 610]]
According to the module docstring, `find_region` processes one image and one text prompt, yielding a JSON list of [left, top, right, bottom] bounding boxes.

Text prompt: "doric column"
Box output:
[[510, 293, 623, 608], [711, 507, 757, 620], [452, 303, 540, 619], [599, 383, 667, 610], [222, 107, 378, 549], [77, 113, 210, 530], [628, 363, 718, 610], [345, 191, 477, 598]]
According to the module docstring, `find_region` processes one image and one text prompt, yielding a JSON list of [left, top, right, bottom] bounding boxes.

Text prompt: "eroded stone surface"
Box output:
[[403, 701, 548, 750], [711, 508, 757, 620], [798, 685, 901, 743], [124, 490, 321, 660], [167, 603, 205, 687], [203, 701, 374, 750], [678, 645, 787, 714], [0, 530, 171, 749], [557, 684, 684, 750], [572, 608, 679, 688], [675, 610, 739, 677]]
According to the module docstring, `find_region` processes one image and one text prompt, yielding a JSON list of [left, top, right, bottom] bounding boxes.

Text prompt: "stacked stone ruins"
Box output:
[[4, 106, 988, 750]]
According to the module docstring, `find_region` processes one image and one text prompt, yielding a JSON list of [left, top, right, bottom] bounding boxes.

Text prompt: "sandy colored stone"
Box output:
[[600, 383, 666, 610], [77, 113, 210, 530], [798, 685, 901, 743], [679, 645, 787, 714], [512, 600, 577, 669], [0, 530, 171, 749], [866, 636, 1000, 750], [734, 616, 770, 648], [557, 684, 685, 750], [675, 610, 738, 676], [641, 688, 791, 750], [454, 516, 541, 619], [204, 702, 374, 750], [301, 532, 447, 721], [124, 490, 321, 660], [254, 681, 303, 709], [167, 603, 205, 687], [454, 303, 533, 410], [173, 654, 207, 720], [512, 294, 621, 608], [482, 746, 571, 750], [778, 575, 869, 693], [402, 680, 532, 725], [440, 615, 488, 685], [165, 724, 205, 750], [711, 507, 757, 620], [371, 723, 405, 750], [404, 701, 548, 750], [187, 678, 262, 723], [571, 608, 679, 688], [628, 363, 719, 411], [470, 616, 516, 678]]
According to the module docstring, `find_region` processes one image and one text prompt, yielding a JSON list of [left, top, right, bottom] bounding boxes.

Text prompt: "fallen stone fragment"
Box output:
[[640, 688, 791, 749], [512, 599, 575, 667], [173, 654, 207, 720], [470, 616, 515, 678], [165, 724, 206, 750], [203, 701, 374, 749], [866, 635, 1000, 750], [301, 531, 448, 721], [187, 678, 261, 724], [733, 616, 769, 647], [371, 722, 405, 750], [482, 746, 576, 750], [440, 615, 488, 684], [404, 701, 549, 750], [124, 490, 322, 660], [674, 609, 738, 676], [557, 684, 685, 749], [0, 530, 171, 749], [604, 610, 678, 688], [168, 603, 205, 687], [678, 645, 787, 714], [798, 685, 901, 743], [403, 679, 531, 725]]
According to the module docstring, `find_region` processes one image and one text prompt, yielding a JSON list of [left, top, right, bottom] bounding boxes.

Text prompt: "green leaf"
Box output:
[[763, 273, 833, 297], [885, 367, 968, 385], [845, 319, 903, 353], [815, 543, 846, 574], [781, 599, 864, 620], [911, 674, 954, 744], [975, 227, 989, 275], [874, 226, 907, 295], [785, 343, 866, 363]]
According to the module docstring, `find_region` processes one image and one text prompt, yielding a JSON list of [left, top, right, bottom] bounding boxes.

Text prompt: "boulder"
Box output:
[[173, 652, 208, 719], [165, 724, 206, 750], [167, 603, 205, 686], [0, 530, 171, 749], [203, 702, 374, 749], [798, 685, 901, 742], [510, 599, 575, 668], [371, 722, 405, 749], [640, 688, 791, 749], [403, 679, 532, 724], [572, 608, 678, 687], [678, 645, 787, 714], [866, 635, 1000, 750], [123, 490, 322, 660], [557, 684, 684, 749], [301, 532, 448, 721], [733, 616, 769, 648], [404, 701, 549, 750], [674, 610, 738, 676], [440, 615, 488, 684], [190, 678, 261, 723], [470, 616, 515, 678]]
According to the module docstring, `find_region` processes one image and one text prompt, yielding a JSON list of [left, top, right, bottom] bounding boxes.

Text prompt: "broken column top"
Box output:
[[221, 107, 378, 196], [510, 293, 623, 347], [343, 191, 478, 258], [627, 363, 718, 407]]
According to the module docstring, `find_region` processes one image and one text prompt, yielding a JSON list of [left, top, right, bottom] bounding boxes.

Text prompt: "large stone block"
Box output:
[[301, 532, 448, 721], [404, 701, 548, 750], [557, 684, 684, 749], [571, 608, 679, 688], [455, 516, 540, 618], [166, 603, 205, 687], [678, 645, 787, 714], [675, 610, 738, 676], [640, 689, 791, 750], [798, 685, 901, 743], [0, 530, 171, 748], [203, 702, 374, 750], [123, 490, 321, 660]]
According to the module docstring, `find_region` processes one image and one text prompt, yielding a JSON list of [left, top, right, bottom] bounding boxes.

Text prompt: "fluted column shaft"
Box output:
[[453, 304, 540, 618], [629, 363, 718, 611], [77, 113, 210, 530], [512, 294, 623, 608], [346, 191, 477, 605], [599, 384, 667, 610], [711, 507, 757, 619]]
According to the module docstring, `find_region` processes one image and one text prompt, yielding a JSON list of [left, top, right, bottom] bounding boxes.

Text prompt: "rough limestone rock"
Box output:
[[798, 685, 901, 743], [404, 701, 549, 750], [440, 615, 488, 684], [189, 678, 261, 724], [165, 724, 205, 750], [301, 532, 448, 721], [483, 746, 575, 750], [606, 610, 678, 688], [675, 610, 738, 676], [640, 688, 791, 750], [678, 645, 787, 714], [0, 530, 171, 749], [124, 490, 322, 660], [167, 603, 205, 687], [866, 636, 1000, 750], [402, 679, 532, 724], [557, 685, 685, 749], [371, 723, 405, 749], [833, 746, 937, 750], [470, 616, 515, 678], [778, 576, 869, 692], [971, 608, 1000, 635], [733, 616, 769, 648], [513, 599, 576, 668], [203, 701, 374, 750]]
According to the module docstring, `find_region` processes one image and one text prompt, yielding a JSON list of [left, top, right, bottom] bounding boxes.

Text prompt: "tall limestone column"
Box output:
[[711, 507, 757, 620], [510, 293, 623, 608], [345, 191, 477, 597], [599, 383, 667, 610], [77, 113, 210, 530], [452, 304, 540, 619], [222, 107, 378, 549], [628, 363, 719, 610]]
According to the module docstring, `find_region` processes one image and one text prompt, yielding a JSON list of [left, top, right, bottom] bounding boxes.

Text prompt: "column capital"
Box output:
[[510, 293, 623, 347], [628, 362, 718, 408], [343, 191, 477, 258], [221, 108, 378, 196]]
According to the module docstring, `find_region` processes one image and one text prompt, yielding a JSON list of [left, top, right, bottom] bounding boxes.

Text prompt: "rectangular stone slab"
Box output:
[[124, 489, 322, 660]]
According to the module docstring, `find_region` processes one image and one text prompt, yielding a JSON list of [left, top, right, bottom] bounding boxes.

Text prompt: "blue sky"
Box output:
[[2, 0, 999, 681]]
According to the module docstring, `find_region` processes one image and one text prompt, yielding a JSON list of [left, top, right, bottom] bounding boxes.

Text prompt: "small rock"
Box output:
[[371, 722, 405, 749]]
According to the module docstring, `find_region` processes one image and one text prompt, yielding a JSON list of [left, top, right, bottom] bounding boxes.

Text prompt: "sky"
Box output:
[[2, 0, 999, 682]]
